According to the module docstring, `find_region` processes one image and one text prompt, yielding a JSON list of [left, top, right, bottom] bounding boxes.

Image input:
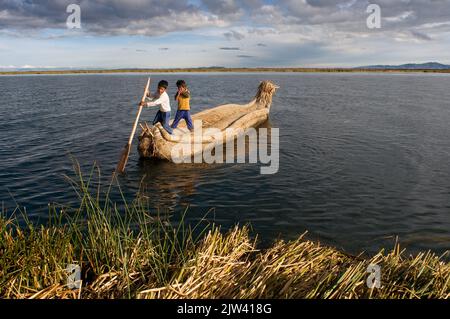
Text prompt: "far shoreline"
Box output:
[[2, 67, 450, 76]]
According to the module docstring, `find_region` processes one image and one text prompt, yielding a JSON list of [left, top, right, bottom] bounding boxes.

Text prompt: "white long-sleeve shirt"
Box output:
[[146, 91, 171, 112]]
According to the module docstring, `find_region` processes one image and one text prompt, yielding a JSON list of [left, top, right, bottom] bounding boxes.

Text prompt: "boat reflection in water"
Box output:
[[136, 121, 276, 215]]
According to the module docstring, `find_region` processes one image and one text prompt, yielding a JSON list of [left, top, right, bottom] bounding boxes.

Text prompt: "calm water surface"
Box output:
[[1, 73, 450, 256]]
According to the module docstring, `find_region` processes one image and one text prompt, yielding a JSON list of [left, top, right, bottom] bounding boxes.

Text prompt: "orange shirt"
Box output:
[[176, 91, 191, 111]]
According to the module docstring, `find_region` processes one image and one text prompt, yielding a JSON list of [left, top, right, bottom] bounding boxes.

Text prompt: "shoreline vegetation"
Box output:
[[1, 165, 449, 299], [2, 67, 450, 76]]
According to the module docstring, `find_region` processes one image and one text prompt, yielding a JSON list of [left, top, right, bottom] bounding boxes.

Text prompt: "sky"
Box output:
[[1, 0, 450, 69]]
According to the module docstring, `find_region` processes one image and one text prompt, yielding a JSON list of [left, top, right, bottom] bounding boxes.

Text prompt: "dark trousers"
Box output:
[[153, 111, 173, 134], [171, 110, 194, 130]]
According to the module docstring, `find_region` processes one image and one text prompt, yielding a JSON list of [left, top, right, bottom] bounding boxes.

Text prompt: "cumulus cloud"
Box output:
[[0, 0, 227, 36], [248, 27, 278, 36], [224, 30, 245, 40], [2, 0, 450, 67], [262, 0, 450, 34], [200, 0, 263, 19], [2, 0, 450, 40], [201, 0, 243, 16], [410, 30, 432, 41]]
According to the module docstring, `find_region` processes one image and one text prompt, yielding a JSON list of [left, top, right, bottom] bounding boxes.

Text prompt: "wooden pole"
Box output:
[[116, 77, 151, 174]]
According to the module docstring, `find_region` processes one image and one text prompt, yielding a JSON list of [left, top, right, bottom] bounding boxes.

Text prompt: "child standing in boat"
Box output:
[[141, 80, 173, 134], [171, 80, 194, 131]]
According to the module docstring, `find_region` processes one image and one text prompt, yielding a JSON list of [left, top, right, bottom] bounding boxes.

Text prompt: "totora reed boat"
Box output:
[[138, 80, 279, 162]]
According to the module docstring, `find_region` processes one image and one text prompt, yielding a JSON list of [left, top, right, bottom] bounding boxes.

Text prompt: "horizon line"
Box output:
[[1, 61, 450, 72], [2, 67, 450, 76]]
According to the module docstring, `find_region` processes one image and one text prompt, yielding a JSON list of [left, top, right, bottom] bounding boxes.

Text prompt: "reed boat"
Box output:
[[138, 80, 279, 162]]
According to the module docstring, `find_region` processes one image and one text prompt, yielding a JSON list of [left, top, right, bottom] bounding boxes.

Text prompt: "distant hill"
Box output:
[[357, 62, 450, 70], [3, 65, 450, 75], [3, 63, 450, 73]]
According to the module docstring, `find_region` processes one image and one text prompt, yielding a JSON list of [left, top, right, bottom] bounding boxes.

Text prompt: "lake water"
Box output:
[[1, 72, 450, 256]]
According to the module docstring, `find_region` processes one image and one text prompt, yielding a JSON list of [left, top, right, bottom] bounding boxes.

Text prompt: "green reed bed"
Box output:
[[0, 165, 449, 299]]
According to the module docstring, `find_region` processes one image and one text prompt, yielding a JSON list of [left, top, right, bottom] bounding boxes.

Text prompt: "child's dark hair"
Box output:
[[158, 80, 169, 89], [176, 80, 187, 88]]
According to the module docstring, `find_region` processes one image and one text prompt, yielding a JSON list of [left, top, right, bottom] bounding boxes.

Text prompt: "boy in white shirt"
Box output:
[[140, 80, 173, 134]]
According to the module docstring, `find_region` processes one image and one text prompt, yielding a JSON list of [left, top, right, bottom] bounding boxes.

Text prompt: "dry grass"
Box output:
[[1, 165, 449, 299]]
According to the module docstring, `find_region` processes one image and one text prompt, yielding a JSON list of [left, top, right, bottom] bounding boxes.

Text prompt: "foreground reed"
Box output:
[[0, 165, 449, 299]]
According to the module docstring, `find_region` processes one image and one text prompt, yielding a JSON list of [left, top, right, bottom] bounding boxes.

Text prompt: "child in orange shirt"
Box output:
[[171, 80, 194, 131]]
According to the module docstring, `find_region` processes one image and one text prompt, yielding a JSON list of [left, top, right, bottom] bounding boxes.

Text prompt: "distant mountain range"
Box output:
[[357, 62, 450, 70]]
